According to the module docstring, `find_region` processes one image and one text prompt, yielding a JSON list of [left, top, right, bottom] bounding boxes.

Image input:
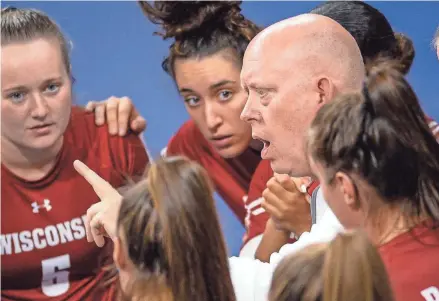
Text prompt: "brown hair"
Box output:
[[269, 231, 394, 301], [1, 6, 72, 76], [308, 60, 439, 227], [138, 1, 261, 79], [117, 156, 236, 301]]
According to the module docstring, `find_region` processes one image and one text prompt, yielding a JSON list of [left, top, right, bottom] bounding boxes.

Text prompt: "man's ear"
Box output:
[[316, 77, 336, 105]]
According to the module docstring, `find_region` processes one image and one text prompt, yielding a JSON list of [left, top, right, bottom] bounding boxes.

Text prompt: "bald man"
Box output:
[[241, 14, 364, 176], [229, 14, 365, 301]]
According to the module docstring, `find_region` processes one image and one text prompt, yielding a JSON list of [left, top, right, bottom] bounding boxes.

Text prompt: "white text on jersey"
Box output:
[[1, 215, 87, 255]]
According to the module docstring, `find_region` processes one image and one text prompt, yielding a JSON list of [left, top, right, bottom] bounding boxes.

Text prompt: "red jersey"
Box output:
[[165, 120, 261, 224], [242, 159, 272, 245], [1, 107, 149, 301], [379, 223, 439, 301]]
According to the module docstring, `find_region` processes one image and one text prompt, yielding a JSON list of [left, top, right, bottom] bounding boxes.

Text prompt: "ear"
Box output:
[[113, 237, 128, 270], [316, 77, 336, 105], [334, 172, 359, 210]]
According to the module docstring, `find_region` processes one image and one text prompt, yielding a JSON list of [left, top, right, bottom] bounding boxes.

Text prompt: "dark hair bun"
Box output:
[[392, 33, 415, 75], [138, 1, 245, 40]]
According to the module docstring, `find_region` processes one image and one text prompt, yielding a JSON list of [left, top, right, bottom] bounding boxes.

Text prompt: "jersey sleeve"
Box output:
[[71, 107, 149, 181], [164, 120, 208, 162], [240, 160, 273, 257], [106, 131, 149, 179]]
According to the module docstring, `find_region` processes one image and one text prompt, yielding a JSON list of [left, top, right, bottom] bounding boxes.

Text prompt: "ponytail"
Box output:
[[308, 60, 439, 226], [269, 231, 394, 301], [323, 231, 394, 301], [118, 156, 236, 301]]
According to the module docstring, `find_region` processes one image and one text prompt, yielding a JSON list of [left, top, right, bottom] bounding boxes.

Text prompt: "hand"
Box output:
[[255, 218, 291, 262], [73, 160, 123, 247], [85, 96, 147, 136], [262, 174, 312, 236]]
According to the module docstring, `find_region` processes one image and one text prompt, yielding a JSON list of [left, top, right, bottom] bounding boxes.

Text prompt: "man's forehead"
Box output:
[[242, 41, 276, 70], [241, 60, 287, 89], [241, 53, 267, 84]]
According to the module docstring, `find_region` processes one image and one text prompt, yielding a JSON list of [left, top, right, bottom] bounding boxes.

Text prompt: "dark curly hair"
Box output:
[[138, 1, 261, 78]]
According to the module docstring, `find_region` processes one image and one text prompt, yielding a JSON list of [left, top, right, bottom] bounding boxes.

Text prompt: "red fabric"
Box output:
[[166, 120, 261, 224], [379, 223, 439, 301], [242, 160, 272, 245], [1, 107, 149, 301], [306, 181, 319, 196]]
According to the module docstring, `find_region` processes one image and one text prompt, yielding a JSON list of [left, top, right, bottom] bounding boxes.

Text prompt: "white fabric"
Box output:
[[239, 234, 263, 258], [229, 189, 344, 301], [314, 187, 330, 224]]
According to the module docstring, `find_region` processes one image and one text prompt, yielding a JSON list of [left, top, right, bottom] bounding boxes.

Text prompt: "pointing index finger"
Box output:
[[73, 160, 113, 196]]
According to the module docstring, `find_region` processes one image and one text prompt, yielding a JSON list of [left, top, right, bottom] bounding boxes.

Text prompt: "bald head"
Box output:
[[240, 14, 365, 176], [246, 14, 365, 93]]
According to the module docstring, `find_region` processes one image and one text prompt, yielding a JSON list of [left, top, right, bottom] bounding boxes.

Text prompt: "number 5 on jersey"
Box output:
[[41, 254, 71, 297]]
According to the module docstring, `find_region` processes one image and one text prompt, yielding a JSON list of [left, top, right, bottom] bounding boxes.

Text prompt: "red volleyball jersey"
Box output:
[[379, 223, 439, 301], [1, 107, 149, 301]]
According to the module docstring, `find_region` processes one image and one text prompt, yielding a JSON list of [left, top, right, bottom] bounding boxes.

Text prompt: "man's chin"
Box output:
[[270, 159, 291, 175]]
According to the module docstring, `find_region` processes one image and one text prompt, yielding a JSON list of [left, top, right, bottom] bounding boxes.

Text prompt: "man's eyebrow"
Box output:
[[248, 84, 276, 92]]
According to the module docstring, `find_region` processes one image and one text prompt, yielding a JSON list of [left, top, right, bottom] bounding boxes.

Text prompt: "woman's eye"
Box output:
[[184, 96, 201, 107], [218, 90, 233, 101]]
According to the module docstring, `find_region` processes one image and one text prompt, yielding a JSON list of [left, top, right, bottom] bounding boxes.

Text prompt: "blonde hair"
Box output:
[[269, 231, 394, 301]]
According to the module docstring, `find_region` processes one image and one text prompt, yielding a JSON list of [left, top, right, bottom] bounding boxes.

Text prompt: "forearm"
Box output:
[[255, 220, 290, 262]]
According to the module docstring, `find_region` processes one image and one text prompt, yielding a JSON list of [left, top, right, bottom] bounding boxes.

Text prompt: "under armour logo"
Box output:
[[31, 199, 52, 213]]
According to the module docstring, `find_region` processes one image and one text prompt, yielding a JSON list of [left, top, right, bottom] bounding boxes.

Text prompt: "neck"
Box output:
[[364, 201, 421, 246], [1, 136, 63, 181]]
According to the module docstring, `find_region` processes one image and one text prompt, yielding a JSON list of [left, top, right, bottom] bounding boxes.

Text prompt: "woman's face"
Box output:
[[173, 50, 253, 158], [1, 38, 72, 153]]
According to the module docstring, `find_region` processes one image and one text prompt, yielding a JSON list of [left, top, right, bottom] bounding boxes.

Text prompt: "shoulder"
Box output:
[[165, 120, 211, 158], [66, 106, 148, 176], [65, 106, 103, 145], [66, 106, 142, 149]]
